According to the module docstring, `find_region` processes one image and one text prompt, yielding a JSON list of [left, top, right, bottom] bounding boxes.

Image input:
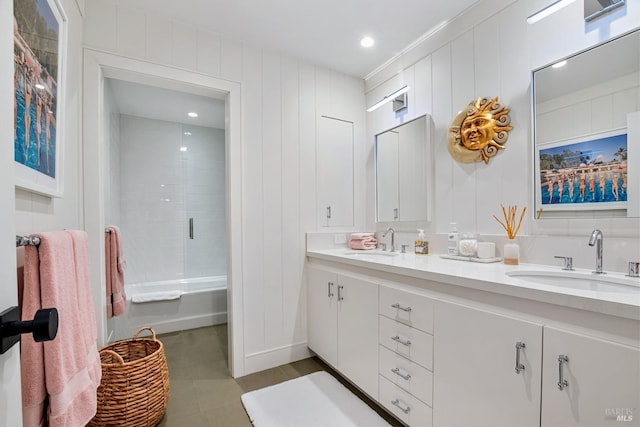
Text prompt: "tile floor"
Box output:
[[157, 325, 404, 426]]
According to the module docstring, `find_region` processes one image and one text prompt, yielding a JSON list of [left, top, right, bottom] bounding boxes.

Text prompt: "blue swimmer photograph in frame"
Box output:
[[536, 130, 628, 212], [14, 0, 66, 197]]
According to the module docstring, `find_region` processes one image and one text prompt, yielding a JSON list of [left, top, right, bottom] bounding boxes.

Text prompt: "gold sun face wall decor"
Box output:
[[448, 97, 513, 164]]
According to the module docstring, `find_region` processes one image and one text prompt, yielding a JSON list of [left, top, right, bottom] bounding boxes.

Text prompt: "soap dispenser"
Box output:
[[415, 229, 428, 255], [447, 223, 459, 255]]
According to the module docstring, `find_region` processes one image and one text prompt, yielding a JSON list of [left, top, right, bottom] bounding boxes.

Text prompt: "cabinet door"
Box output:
[[337, 274, 379, 399], [376, 130, 399, 222], [433, 301, 543, 427], [317, 116, 354, 227], [541, 327, 640, 426], [306, 266, 338, 367]]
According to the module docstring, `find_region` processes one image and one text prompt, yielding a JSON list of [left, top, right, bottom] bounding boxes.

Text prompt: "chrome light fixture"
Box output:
[[584, 0, 625, 22], [367, 85, 409, 112], [526, 0, 577, 24]]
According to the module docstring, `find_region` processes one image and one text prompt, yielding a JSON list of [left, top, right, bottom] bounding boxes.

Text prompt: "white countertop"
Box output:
[[306, 248, 640, 321]]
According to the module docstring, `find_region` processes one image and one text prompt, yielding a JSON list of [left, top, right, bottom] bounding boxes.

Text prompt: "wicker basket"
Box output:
[[89, 327, 170, 427]]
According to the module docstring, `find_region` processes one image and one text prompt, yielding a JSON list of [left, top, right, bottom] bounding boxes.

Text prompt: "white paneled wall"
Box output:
[[84, 0, 366, 374], [365, 0, 640, 271], [536, 72, 639, 144]]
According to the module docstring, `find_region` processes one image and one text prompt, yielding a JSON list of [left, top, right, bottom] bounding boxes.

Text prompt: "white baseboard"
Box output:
[[243, 341, 312, 376]]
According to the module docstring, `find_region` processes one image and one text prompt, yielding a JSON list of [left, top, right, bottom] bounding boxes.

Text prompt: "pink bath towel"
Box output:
[[21, 230, 101, 427], [348, 232, 378, 250], [350, 232, 375, 240], [105, 225, 126, 318], [348, 239, 378, 250]]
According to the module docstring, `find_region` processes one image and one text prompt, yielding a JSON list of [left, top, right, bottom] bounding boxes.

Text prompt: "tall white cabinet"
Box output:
[[307, 265, 379, 399], [316, 116, 354, 227]]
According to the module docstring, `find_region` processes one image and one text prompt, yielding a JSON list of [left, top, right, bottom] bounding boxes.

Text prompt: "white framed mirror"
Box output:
[[375, 115, 432, 223], [532, 28, 639, 219]]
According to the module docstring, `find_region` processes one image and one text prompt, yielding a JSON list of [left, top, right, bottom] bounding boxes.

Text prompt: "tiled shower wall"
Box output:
[[117, 115, 226, 284]]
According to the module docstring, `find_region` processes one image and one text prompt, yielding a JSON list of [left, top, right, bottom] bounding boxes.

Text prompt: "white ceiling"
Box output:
[[535, 30, 640, 103], [106, 0, 480, 78], [105, 0, 483, 128], [107, 79, 226, 129]]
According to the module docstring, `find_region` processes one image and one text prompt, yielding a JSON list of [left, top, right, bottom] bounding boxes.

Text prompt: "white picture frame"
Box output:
[[13, 0, 67, 197]]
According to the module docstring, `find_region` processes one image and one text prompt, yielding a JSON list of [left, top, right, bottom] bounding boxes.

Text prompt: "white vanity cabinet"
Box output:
[[433, 301, 543, 427], [306, 265, 379, 399], [316, 116, 354, 228], [305, 251, 640, 427], [541, 326, 640, 426]]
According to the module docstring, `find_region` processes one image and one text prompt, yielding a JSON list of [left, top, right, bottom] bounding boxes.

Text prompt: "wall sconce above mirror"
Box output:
[[375, 115, 432, 223], [367, 86, 409, 112], [532, 28, 639, 219], [585, 0, 625, 22]]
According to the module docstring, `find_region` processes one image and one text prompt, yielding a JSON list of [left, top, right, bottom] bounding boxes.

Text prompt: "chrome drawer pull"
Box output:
[[515, 341, 525, 374], [327, 282, 334, 298], [391, 399, 411, 414], [391, 367, 411, 381], [337, 285, 344, 301], [391, 335, 412, 347], [557, 354, 569, 390], [391, 303, 412, 312]]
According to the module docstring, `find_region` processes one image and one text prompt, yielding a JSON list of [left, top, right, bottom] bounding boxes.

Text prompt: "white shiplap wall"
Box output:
[[83, 0, 366, 374], [365, 0, 640, 272]]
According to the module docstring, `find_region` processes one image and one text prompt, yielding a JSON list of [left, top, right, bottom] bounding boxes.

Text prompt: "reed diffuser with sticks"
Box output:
[[493, 204, 526, 265]]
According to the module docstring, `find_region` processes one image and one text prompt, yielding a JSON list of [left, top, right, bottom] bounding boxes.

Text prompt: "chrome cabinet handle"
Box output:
[[391, 335, 411, 347], [189, 218, 194, 239], [326, 206, 331, 219], [557, 355, 569, 390], [515, 341, 525, 374], [391, 399, 411, 414], [327, 282, 334, 298], [337, 285, 344, 301], [391, 367, 411, 381], [391, 303, 412, 312], [393, 208, 399, 219]]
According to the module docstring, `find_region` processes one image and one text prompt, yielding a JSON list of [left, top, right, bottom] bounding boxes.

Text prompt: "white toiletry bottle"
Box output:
[[447, 223, 459, 255], [415, 229, 428, 255]]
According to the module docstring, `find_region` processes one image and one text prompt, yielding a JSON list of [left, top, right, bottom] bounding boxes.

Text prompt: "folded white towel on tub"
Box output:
[[131, 290, 183, 303]]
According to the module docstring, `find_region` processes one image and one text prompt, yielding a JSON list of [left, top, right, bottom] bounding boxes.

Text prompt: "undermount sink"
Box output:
[[343, 250, 399, 258], [506, 270, 640, 293]]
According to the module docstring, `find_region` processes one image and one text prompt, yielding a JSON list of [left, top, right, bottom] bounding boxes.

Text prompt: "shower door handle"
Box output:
[[189, 218, 194, 239]]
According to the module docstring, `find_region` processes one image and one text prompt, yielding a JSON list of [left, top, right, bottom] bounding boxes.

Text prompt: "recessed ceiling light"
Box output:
[[360, 36, 375, 48], [183, 131, 192, 136], [180, 146, 188, 152], [188, 112, 198, 118], [552, 60, 567, 68]]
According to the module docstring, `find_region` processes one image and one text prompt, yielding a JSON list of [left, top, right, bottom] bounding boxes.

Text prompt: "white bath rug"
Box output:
[[240, 371, 391, 427]]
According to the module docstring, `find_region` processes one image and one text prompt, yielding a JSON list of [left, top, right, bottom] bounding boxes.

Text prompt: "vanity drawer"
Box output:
[[379, 315, 433, 370], [379, 285, 434, 333], [379, 375, 432, 427], [379, 345, 432, 406]]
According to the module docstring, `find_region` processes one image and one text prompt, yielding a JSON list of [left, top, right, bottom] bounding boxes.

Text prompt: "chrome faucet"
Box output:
[[382, 227, 396, 252], [588, 229, 604, 274]]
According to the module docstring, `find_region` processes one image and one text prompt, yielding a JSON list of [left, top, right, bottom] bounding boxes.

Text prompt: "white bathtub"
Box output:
[[113, 276, 227, 340]]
